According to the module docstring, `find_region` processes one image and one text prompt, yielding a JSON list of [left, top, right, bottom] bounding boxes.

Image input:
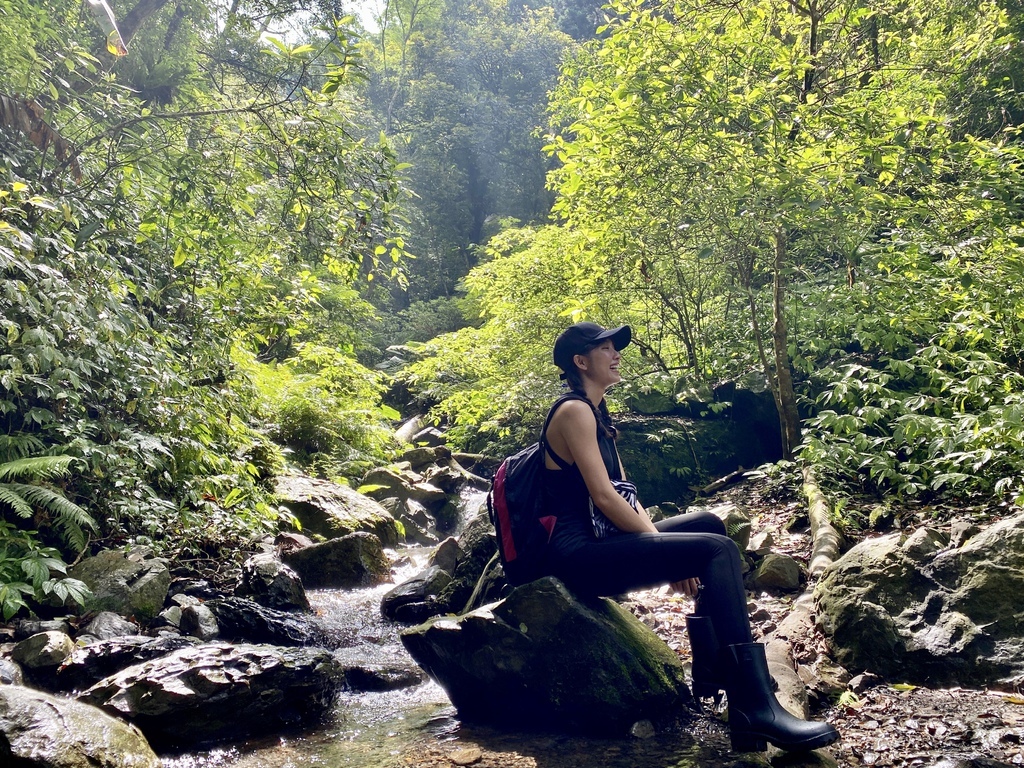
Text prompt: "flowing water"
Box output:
[[161, 544, 458, 768]]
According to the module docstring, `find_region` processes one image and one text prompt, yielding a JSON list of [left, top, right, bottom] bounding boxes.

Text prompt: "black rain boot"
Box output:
[[685, 614, 723, 701], [723, 642, 839, 753], [686, 615, 777, 702]]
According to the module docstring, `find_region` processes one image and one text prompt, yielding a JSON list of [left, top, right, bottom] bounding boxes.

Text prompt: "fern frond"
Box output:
[[9, 483, 95, 529], [0, 485, 34, 518], [0, 435, 46, 462], [0, 456, 75, 483]]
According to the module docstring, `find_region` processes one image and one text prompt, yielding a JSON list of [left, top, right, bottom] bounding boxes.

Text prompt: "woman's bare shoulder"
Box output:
[[549, 398, 596, 425]]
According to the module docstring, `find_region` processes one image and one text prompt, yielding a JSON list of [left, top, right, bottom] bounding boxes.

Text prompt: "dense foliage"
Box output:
[[0, 0, 406, 616]]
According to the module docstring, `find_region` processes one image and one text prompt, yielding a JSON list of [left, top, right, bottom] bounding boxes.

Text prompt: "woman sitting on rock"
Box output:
[[540, 320, 839, 754]]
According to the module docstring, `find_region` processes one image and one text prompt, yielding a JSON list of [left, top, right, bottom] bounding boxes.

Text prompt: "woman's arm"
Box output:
[[549, 401, 657, 534]]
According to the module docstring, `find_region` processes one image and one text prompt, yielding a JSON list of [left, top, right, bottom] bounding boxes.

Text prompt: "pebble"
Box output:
[[449, 747, 482, 766]]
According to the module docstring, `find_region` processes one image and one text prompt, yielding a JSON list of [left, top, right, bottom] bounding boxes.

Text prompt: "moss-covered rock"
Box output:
[[275, 474, 400, 546], [0, 685, 160, 768], [401, 577, 690, 734], [69, 550, 170, 621], [815, 513, 1024, 686]]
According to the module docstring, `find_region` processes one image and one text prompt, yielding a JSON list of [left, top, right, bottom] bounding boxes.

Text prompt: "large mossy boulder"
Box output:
[[400, 577, 689, 733], [616, 415, 780, 507], [0, 685, 160, 768], [69, 549, 170, 621], [815, 515, 1024, 686], [281, 531, 391, 589], [79, 643, 344, 748], [275, 474, 400, 546]]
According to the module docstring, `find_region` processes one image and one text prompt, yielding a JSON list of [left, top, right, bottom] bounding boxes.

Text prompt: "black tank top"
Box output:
[[541, 395, 621, 556]]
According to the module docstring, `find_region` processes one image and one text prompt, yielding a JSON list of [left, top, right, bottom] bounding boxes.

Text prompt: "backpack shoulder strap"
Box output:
[[539, 392, 592, 471]]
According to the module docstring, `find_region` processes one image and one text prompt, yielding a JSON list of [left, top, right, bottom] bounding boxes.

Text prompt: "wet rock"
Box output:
[[206, 596, 327, 646], [153, 606, 182, 629], [0, 658, 23, 685], [401, 577, 690, 733], [235, 552, 311, 612], [70, 549, 171, 620], [400, 445, 452, 470], [815, 513, 1024, 686], [342, 661, 426, 692], [282, 531, 391, 589], [386, 497, 441, 546], [169, 592, 202, 608], [361, 465, 418, 492], [438, 511, 504, 614], [55, 635, 199, 693], [429, 497, 461, 535], [362, 466, 447, 511], [407, 482, 447, 508], [13, 631, 75, 671], [14, 617, 72, 640], [82, 612, 139, 642], [450, 747, 483, 766], [276, 474, 400, 546], [79, 642, 344, 748], [381, 565, 453, 623], [422, 462, 489, 497], [180, 603, 220, 641], [451, 453, 500, 478], [411, 427, 445, 446], [384, 511, 503, 624], [431, 537, 460, 574], [168, 578, 225, 602], [0, 685, 160, 768], [749, 552, 803, 591]]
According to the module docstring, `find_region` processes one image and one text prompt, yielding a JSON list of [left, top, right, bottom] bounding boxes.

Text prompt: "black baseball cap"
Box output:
[[553, 322, 632, 375]]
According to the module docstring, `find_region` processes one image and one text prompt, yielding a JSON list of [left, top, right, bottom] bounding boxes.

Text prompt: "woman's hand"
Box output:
[[671, 578, 701, 597]]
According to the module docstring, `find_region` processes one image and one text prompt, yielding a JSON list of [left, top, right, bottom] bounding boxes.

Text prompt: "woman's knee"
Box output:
[[689, 511, 727, 537], [655, 510, 728, 536]]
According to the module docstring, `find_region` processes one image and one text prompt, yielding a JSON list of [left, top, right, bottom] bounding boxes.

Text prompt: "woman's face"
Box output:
[[578, 340, 621, 387]]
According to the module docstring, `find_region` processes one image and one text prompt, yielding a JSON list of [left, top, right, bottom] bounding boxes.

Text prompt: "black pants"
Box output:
[[549, 511, 753, 647]]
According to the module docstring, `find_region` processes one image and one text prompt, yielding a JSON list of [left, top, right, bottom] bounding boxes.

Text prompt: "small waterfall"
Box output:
[[453, 485, 488, 536]]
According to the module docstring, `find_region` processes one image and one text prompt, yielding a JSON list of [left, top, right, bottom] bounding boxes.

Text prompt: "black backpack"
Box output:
[[486, 393, 586, 586]]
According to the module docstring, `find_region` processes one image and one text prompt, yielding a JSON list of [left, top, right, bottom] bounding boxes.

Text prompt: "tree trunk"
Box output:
[[120, 0, 175, 46], [772, 228, 801, 458]]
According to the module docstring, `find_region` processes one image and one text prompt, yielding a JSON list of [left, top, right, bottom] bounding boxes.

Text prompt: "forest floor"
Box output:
[[394, 474, 1024, 768]]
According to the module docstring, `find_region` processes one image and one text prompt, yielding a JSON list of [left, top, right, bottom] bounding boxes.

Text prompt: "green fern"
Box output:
[[0, 455, 76, 483], [0, 455, 96, 553]]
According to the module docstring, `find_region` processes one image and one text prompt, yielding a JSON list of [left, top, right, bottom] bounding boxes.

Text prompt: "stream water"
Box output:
[[161, 545, 458, 768]]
